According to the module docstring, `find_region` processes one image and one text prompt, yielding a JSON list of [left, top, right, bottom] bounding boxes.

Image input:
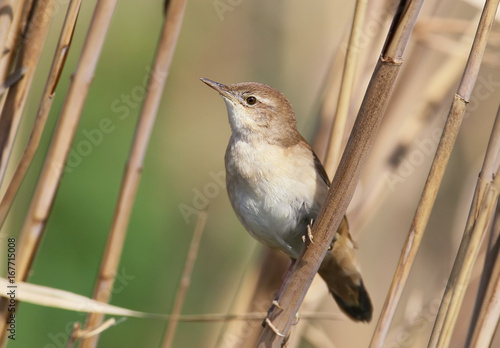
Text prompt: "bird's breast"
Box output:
[[224, 137, 327, 258]]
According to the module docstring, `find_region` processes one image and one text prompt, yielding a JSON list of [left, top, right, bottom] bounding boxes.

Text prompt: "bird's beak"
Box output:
[[200, 78, 238, 103]]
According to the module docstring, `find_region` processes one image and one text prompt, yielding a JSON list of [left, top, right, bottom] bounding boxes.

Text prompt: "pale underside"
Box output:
[[225, 136, 328, 259]]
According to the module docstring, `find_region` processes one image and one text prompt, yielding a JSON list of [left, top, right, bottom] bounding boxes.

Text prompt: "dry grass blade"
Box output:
[[0, 277, 165, 319], [324, 0, 368, 175], [0, 275, 343, 323], [72, 319, 119, 340], [370, 2, 500, 347], [80, 1, 187, 347], [257, 1, 425, 346], [0, 0, 119, 342], [161, 210, 208, 348], [0, 0, 81, 228], [0, 0, 56, 185]]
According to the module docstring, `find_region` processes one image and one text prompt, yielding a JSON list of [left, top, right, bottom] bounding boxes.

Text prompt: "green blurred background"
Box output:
[[2, 0, 500, 347]]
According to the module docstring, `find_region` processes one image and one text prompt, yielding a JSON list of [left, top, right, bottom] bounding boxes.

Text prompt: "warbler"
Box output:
[[201, 78, 372, 322]]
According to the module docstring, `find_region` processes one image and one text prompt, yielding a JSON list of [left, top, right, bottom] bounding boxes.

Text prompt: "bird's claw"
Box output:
[[302, 220, 315, 245], [265, 318, 286, 337], [272, 300, 283, 309], [307, 224, 314, 245]]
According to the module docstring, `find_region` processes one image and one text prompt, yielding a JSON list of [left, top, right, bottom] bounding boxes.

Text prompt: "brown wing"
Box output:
[[297, 135, 330, 187], [312, 150, 330, 187]]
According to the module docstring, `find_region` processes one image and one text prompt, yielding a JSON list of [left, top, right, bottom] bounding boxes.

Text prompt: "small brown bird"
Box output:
[[201, 78, 372, 322]]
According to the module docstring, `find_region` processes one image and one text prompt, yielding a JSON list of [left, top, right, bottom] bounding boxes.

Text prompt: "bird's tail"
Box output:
[[317, 217, 373, 322]]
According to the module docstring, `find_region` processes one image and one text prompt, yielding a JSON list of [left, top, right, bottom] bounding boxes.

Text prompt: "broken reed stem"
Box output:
[[80, 1, 187, 347], [0, 0, 81, 228], [257, 1, 424, 346], [324, 0, 368, 175], [161, 210, 208, 348], [0, 0, 119, 343], [0, 0, 56, 185], [370, 1, 500, 347]]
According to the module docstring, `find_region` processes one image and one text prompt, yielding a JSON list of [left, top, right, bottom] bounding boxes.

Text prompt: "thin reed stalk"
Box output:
[[161, 210, 208, 348], [370, 1, 500, 347], [429, 170, 500, 347], [257, 1, 425, 346], [467, 207, 500, 347], [79, 1, 187, 346], [354, 13, 479, 229], [0, 0, 56, 184], [0, 0, 118, 343], [466, 107, 500, 347], [428, 103, 500, 347], [324, 0, 368, 175], [0, 0, 81, 228]]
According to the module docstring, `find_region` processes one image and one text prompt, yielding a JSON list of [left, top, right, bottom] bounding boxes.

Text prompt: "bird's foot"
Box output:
[[302, 221, 315, 245]]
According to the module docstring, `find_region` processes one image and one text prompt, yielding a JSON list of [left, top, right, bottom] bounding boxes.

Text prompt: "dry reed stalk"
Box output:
[[416, 18, 477, 35], [353, 14, 479, 229], [428, 104, 500, 348], [161, 210, 208, 348], [315, 0, 396, 162], [468, 266, 500, 347], [0, 0, 119, 343], [324, 0, 368, 175], [0, 0, 56, 184], [66, 322, 81, 348], [0, 0, 81, 228], [79, 1, 187, 346], [0, 0, 29, 87], [465, 106, 500, 347], [216, 249, 289, 348], [369, 1, 500, 347], [313, 35, 349, 160], [257, 1, 425, 346], [429, 171, 500, 347], [0, 0, 19, 61]]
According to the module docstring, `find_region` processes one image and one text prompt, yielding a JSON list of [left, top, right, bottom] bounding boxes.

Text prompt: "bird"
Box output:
[[200, 78, 372, 322]]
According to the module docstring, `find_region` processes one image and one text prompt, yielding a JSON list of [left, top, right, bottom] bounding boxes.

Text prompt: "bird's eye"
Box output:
[[245, 96, 257, 105]]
